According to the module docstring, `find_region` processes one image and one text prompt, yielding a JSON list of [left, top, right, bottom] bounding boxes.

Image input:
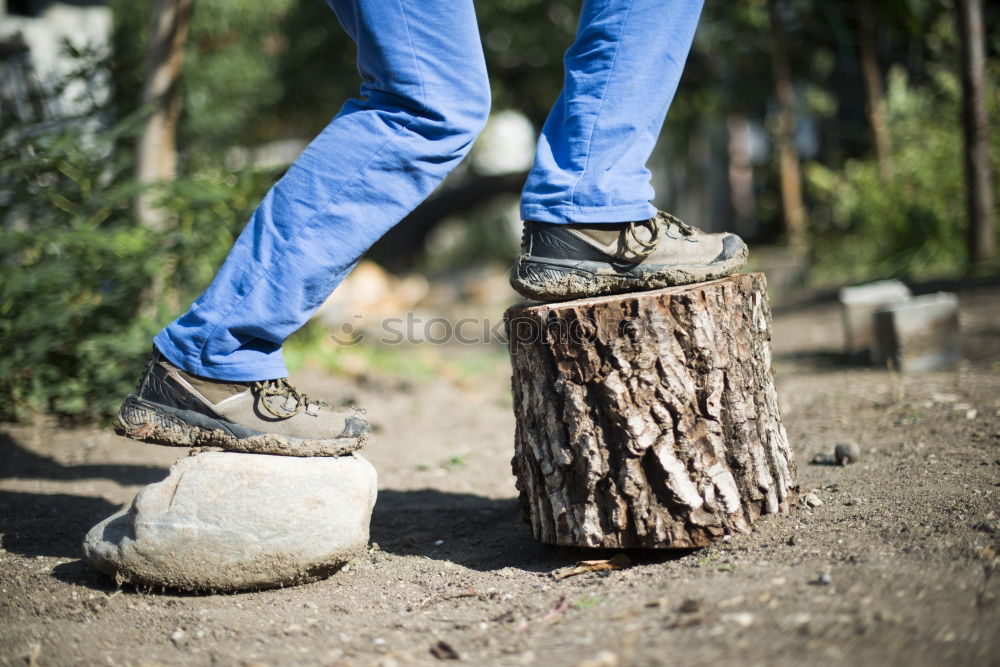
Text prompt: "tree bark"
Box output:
[[956, 0, 996, 265], [857, 0, 893, 182], [767, 0, 807, 258], [505, 274, 797, 549], [136, 0, 195, 230]]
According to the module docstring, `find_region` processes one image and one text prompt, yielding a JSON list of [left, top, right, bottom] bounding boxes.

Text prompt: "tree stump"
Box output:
[[504, 273, 796, 549]]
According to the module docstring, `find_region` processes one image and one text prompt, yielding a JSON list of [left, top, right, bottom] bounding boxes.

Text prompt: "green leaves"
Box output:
[[0, 52, 274, 422]]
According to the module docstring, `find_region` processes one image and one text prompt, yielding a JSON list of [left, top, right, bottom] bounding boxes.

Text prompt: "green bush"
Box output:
[[807, 65, 1000, 283], [0, 105, 274, 422]]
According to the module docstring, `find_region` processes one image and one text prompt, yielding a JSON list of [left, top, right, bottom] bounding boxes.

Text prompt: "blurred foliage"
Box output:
[[806, 14, 1000, 282], [0, 52, 275, 421], [109, 0, 299, 162], [109, 0, 579, 153], [419, 194, 522, 275]]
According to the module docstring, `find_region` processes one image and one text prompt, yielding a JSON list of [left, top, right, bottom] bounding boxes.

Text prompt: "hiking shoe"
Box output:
[[116, 349, 368, 457], [510, 211, 749, 301]]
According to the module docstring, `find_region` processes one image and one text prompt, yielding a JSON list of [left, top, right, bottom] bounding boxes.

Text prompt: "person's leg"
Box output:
[[117, 0, 488, 455], [153, 0, 490, 382], [512, 0, 748, 301], [520, 0, 704, 224]]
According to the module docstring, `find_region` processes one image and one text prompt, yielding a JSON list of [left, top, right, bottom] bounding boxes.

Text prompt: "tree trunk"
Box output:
[[505, 274, 797, 549], [857, 0, 893, 182], [767, 0, 807, 258], [135, 0, 195, 230], [956, 0, 996, 265]]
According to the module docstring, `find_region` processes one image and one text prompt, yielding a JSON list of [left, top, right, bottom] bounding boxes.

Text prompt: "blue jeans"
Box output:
[[154, 0, 704, 381]]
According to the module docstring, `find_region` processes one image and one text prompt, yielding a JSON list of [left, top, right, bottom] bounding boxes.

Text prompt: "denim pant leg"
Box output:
[[154, 0, 490, 381], [520, 0, 704, 224]]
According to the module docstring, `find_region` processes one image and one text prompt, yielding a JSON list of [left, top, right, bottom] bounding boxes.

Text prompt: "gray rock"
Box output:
[[835, 441, 861, 466], [838, 280, 911, 360], [83, 451, 377, 591], [873, 292, 960, 373]]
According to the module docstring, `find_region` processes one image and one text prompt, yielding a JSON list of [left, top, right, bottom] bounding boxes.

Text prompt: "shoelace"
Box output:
[[623, 212, 695, 258], [253, 378, 313, 418], [659, 210, 696, 236]]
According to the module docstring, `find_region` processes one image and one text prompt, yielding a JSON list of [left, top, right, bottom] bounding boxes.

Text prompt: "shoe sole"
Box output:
[[509, 246, 749, 301], [116, 395, 366, 457]]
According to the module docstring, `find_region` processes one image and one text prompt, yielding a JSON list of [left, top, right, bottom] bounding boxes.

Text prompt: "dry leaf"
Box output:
[[552, 554, 632, 580]]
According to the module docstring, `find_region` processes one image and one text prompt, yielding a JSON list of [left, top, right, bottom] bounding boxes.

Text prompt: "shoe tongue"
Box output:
[[571, 222, 656, 257], [179, 370, 248, 404], [574, 225, 625, 247]]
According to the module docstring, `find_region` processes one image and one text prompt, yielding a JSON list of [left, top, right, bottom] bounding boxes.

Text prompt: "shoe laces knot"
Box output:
[[624, 217, 661, 258], [253, 378, 321, 418], [624, 211, 696, 257]]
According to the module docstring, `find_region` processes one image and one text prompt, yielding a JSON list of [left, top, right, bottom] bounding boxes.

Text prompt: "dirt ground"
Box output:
[[2, 281, 998, 667]]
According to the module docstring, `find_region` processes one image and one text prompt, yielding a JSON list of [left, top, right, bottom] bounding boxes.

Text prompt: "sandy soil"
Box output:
[[1, 282, 998, 667]]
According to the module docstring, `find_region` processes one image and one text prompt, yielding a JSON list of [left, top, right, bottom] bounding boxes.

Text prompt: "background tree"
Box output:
[[766, 0, 808, 257], [857, 0, 893, 181], [135, 0, 194, 229], [956, 0, 996, 265]]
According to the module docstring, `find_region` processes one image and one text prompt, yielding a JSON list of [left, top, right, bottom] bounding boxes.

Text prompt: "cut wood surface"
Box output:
[[505, 273, 797, 549]]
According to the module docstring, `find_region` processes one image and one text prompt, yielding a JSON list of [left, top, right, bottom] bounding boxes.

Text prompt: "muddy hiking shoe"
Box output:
[[116, 349, 368, 457], [510, 211, 749, 301]]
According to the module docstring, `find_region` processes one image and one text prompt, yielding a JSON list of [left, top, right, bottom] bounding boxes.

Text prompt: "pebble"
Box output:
[[846, 498, 863, 506], [802, 493, 823, 508], [723, 612, 755, 628], [816, 572, 833, 586], [170, 629, 186, 645], [835, 441, 861, 465], [678, 598, 703, 614], [577, 651, 618, 667]]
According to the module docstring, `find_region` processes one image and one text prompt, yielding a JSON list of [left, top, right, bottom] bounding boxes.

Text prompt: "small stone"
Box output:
[[83, 451, 377, 591], [577, 650, 618, 667], [802, 493, 823, 508], [170, 629, 186, 645], [846, 498, 863, 506], [834, 441, 861, 466], [813, 572, 833, 586], [679, 598, 703, 614], [724, 612, 755, 628]]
